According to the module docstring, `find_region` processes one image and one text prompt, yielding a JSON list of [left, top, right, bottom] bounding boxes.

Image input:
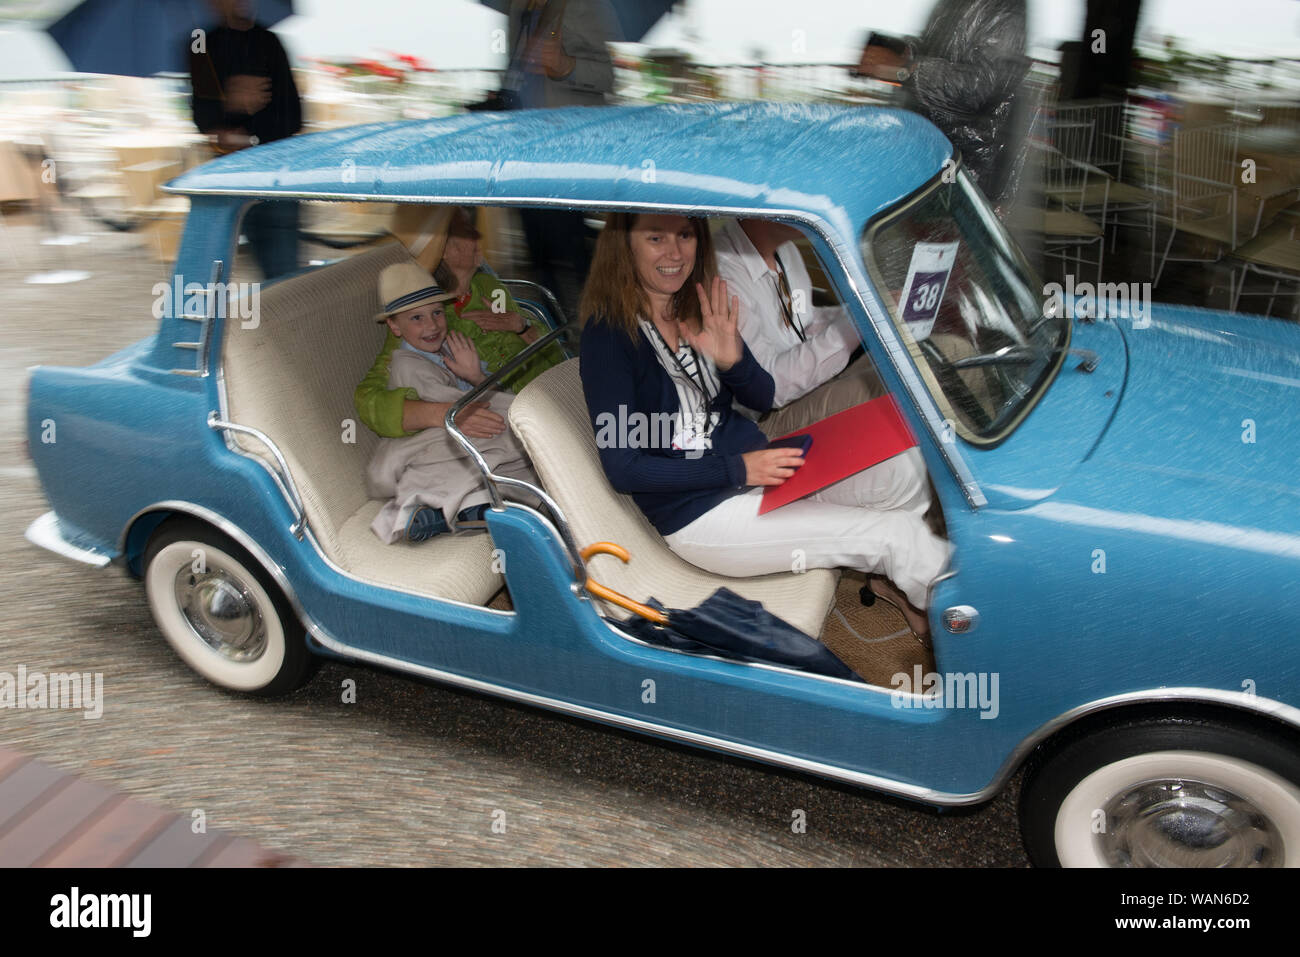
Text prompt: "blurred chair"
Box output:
[[1020, 137, 1107, 284], [1231, 201, 1300, 318], [115, 143, 189, 263], [1154, 123, 1267, 292], [1054, 100, 1159, 276]]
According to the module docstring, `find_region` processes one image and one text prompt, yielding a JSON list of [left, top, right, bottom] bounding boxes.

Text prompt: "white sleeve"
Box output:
[[736, 288, 856, 408]]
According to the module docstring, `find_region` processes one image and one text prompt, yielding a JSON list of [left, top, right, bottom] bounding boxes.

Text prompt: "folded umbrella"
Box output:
[[583, 543, 861, 682]]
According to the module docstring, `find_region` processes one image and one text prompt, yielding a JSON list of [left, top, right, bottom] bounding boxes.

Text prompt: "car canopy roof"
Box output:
[[166, 102, 951, 236]]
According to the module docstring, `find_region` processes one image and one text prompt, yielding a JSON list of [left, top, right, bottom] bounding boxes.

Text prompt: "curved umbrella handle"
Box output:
[[580, 542, 669, 625]]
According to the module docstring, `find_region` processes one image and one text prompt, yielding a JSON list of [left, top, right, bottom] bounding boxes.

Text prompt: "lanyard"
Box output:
[[647, 321, 712, 404], [772, 251, 808, 344]]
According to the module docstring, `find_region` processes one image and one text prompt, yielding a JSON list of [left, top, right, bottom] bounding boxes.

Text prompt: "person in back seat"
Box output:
[[578, 213, 951, 639], [354, 206, 560, 442], [366, 259, 539, 544]]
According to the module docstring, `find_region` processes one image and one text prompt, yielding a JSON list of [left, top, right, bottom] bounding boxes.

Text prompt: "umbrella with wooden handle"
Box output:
[[580, 542, 861, 682]]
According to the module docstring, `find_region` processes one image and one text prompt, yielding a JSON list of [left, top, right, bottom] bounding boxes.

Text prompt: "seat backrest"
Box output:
[[507, 358, 838, 638], [221, 242, 411, 561]]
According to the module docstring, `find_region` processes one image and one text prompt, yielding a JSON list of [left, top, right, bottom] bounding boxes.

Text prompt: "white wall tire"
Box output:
[[1021, 717, 1300, 868], [143, 519, 316, 696]]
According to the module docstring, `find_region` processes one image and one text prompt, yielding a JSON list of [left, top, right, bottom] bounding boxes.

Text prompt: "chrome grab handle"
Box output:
[[197, 258, 223, 375], [169, 259, 223, 378], [494, 277, 569, 331], [443, 322, 588, 585], [207, 411, 309, 541]]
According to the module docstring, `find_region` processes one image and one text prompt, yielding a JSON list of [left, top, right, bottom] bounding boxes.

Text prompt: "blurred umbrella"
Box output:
[[47, 0, 294, 77], [584, 544, 861, 682], [479, 0, 678, 43]]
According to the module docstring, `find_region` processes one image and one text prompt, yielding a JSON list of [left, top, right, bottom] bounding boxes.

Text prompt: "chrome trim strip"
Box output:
[[300, 619, 982, 805], [163, 191, 985, 507], [196, 259, 223, 376], [173, 341, 200, 350], [24, 511, 113, 568], [168, 368, 205, 377], [206, 413, 308, 540]]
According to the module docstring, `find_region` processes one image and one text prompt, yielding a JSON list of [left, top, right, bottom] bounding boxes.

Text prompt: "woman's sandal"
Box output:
[[867, 575, 931, 646]]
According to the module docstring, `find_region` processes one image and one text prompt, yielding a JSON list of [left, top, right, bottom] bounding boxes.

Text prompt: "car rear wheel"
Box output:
[[143, 518, 317, 696], [1019, 717, 1300, 867]]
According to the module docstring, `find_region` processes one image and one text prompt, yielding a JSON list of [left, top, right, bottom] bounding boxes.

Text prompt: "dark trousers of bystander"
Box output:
[[519, 207, 590, 321], [243, 200, 300, 280]]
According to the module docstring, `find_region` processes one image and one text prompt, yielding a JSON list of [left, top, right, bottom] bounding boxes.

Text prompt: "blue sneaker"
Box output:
[[456, 504, 490, 524], [405, 506, 449, 543]]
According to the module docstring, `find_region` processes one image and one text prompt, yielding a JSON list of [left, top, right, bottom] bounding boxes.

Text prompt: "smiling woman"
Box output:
[[578, 211, 952, 638]]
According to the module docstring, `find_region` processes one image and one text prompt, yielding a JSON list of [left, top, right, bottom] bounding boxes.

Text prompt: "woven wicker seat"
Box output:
[[221, 241, 503, 605]]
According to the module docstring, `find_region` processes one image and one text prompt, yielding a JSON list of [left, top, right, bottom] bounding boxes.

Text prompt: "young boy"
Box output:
[[366, 259, 538, 544]]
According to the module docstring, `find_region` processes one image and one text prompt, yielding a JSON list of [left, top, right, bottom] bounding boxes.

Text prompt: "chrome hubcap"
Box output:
[[1098, 778, 1282, 867], [172, 562, 267, 662]]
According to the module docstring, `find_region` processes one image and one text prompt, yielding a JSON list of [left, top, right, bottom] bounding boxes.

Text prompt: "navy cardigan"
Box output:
[[580, 318, 776, 536]]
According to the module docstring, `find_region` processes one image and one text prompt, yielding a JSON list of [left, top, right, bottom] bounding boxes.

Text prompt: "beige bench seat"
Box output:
[[508, 359, 839, 639], [221, 242, 502, 605]]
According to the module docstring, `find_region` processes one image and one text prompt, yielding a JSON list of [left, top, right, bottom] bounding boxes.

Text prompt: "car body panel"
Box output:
[[23, 103, 1300, 806]]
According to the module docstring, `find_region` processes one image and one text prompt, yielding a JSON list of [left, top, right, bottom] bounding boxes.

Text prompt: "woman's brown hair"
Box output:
[[579, 213, 715, 337]]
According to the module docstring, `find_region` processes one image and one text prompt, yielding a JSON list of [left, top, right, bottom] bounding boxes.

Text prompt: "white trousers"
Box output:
[[664, 448, 951, 609]]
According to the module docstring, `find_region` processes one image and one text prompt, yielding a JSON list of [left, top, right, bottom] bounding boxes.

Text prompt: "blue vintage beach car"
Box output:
[[24, 103, 1300, 867]]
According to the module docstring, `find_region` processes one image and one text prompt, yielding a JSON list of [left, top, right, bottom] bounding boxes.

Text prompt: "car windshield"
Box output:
[[863, 170, 1069, 445]]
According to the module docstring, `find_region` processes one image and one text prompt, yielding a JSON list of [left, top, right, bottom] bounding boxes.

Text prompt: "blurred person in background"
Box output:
[[188, 0, 302, 278], [857, 0, 1029, 210], [496, 0, 622, 322]]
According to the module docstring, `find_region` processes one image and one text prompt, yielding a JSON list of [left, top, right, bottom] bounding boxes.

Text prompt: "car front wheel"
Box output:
[[1020, 717, 1300, 867], [143, 518, 317, 696]]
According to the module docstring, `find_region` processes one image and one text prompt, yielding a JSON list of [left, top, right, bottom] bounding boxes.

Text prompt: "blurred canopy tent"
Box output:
[[478, 0, 678, 43], [47, 0, 294, 76]]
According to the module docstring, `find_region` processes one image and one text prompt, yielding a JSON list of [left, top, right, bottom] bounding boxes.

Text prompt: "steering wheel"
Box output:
[[919, 337, 993, 431]]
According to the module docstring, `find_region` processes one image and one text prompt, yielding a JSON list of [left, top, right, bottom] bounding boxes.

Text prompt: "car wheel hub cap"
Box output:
[[173, 565, 267, 662], [1099, 779, 1282, 867]]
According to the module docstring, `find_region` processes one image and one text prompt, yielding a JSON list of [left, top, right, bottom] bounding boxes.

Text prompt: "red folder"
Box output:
[[758, 394, 918, 514]]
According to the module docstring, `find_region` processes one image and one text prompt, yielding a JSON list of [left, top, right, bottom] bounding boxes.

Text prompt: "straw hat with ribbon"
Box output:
[[373, 259, 456, 323]]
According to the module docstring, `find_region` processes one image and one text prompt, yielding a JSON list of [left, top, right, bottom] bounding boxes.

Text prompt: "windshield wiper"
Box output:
[[949, 345, 1038, 368]]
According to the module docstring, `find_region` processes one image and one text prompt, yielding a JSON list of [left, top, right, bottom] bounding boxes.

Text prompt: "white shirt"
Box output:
[[714, 218, 860, 408]]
